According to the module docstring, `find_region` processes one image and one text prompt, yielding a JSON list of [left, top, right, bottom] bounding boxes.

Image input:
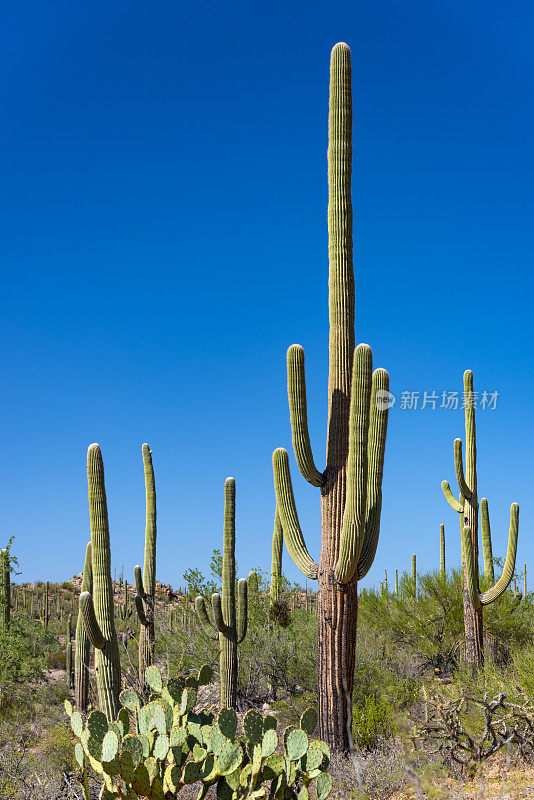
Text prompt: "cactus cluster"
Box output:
[[66, 662, 332, 800], [195, 478, 248, 709]]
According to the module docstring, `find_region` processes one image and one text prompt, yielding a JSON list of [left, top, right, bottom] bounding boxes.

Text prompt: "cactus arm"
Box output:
[[480, 498, 495, 582], [79, 591, 106, 649], [134, 565, 145, 598], [356, 368, 390, 580], [454, 439, 472, 500], [194, 597, 218, 640], [479, 503, 519, 604], [441, 480, 464, 513], [462, 504, 519, 609], [335, 345, 372, 584], [134, 595, 147, 625], [272, 448, 319, 579], [237, 578, 248, 643], [270, 506, 283, 603], [287, 345, 324, 487], [211, 593, 226, 633]]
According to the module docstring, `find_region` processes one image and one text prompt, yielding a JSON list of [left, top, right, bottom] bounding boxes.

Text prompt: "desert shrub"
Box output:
[[353, 695, 395, 750], [0, 618, 51, 714]]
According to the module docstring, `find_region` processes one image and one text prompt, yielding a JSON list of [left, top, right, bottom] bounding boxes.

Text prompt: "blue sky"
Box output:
[[1, 0, 533, 590]]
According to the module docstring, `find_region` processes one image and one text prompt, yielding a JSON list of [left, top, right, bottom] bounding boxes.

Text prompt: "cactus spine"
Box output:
[[440, 524, 446, 576], [195, 478, 248, 709], [269, 507, 283, 605], [271, 44, 389, 751], [79, 444, 121, 720], [134, 443, 157, 688], [442, 370, 519, 671], [0, 550, 10, 627], [75, 542, 92, 714]]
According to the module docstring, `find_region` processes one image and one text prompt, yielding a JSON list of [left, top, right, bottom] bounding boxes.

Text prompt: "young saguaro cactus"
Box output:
[[195, 478, 248, 709], [271, 43, 389, 751], [66, 614, 74, 690], [42, 581, 51, 629], [440, 524, 446, 576], [134, 443, 157, 688], [75, 542, 92, 714], [269, 507, 283, 605], [0, 549, 11, 627], [79, 444, 121, 720], [442, 370, 519, 671]]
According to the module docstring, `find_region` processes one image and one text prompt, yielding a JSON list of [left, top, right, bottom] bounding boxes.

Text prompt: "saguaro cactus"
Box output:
[[442, 370, 519, 671], [66, 614, 74, 690], [271, 43, 389, 751], [440, 524, 446, 576], [79, 444, 121, 720], [0, 550, 11, 627], [42, 581, 51, 629], [195, 478, 248, 709], [75, 542, 92, 714], [134, 443, 157, 688], [269, 507, 283, 605], [412, 554, 417, 597]]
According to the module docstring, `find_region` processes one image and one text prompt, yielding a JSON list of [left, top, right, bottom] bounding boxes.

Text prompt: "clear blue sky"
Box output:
[[2, 0, 533, 589]]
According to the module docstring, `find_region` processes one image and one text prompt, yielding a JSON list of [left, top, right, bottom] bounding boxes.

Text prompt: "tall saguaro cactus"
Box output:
[[271, 43, 389, 751], [75, 542, 92, 714], [79, 444, 121, 720], [440, 524, 446, 576], [134, 443, 157, 688], [441, 370, 519, 671], [195, 478, 248, 709]]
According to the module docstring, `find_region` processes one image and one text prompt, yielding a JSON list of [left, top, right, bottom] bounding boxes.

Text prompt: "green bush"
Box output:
[[353, 695, 395, 750]]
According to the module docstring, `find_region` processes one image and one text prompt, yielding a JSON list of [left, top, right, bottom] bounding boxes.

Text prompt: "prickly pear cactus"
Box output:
[[66, 663, 332, 799]]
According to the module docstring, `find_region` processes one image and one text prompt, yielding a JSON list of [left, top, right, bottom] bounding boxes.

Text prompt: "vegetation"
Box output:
[[1, 38, 530, 800]]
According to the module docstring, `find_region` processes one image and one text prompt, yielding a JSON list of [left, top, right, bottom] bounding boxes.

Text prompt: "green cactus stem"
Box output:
[[66, 614, 74, 690], [42, 581, 51, 629], [524, 564, 527, 597], [442, 370, 520, 672], [247, 570, 259, 597], [270, 506, 283, 605], [439, 524, 446, 576], [411, 555, 417, 598], [271, 43, 389, 752], [79, 444, 121, 720], [0, 550, 10, 627], [395, 569, 398, 597], [75, 541, 92, 714], [384, 569, 388, 594], [134, 444, 157, 689], [195, 478, 248, 709]]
